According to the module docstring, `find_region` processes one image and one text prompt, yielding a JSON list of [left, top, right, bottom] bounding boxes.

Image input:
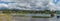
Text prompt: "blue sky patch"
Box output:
[[53, 0, 59, 4]]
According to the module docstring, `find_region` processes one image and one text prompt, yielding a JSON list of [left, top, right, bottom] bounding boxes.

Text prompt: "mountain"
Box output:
[[0, 7, 9, 10]]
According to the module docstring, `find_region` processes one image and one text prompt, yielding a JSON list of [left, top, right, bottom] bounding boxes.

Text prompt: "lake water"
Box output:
[[3, 13, 58, 21], [11, 14, 58, 21], [11, 14, 51, 17]]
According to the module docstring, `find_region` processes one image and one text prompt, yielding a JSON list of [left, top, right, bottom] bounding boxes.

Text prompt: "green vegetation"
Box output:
[[32, 16, 51, 18], [0, 9, 56, 18], [1, 9, 56, 14], [56, 11, 60, 14]]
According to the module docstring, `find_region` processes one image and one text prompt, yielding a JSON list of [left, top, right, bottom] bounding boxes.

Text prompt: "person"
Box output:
[[51, 13, 54, 17]]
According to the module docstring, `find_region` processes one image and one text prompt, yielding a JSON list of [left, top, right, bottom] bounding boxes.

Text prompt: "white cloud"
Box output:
[[49, 0, 60, 11], [1, 0, 59, 11], [6, 0, 49, 10], [0, 0, 14, 2], [0, 3, 8, 7]]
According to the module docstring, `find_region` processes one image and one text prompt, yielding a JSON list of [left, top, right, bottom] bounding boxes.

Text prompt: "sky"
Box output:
[[0, 0, 60, 11]]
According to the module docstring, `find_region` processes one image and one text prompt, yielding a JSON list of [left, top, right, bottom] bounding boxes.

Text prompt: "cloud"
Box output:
[[49, 0, 60, 11], [0, 0, 48, 11], [1, 0, 60, 11], [0, 3, 8, 7]]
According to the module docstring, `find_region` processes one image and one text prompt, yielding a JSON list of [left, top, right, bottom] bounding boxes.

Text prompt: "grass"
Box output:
[[32, 16, 51, 18], [0, 14, 12, 21], [0, 18, 3, 21]]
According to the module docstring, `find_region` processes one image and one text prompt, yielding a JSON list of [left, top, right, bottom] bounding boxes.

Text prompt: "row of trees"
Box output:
[[2, 9, 56, 14]]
